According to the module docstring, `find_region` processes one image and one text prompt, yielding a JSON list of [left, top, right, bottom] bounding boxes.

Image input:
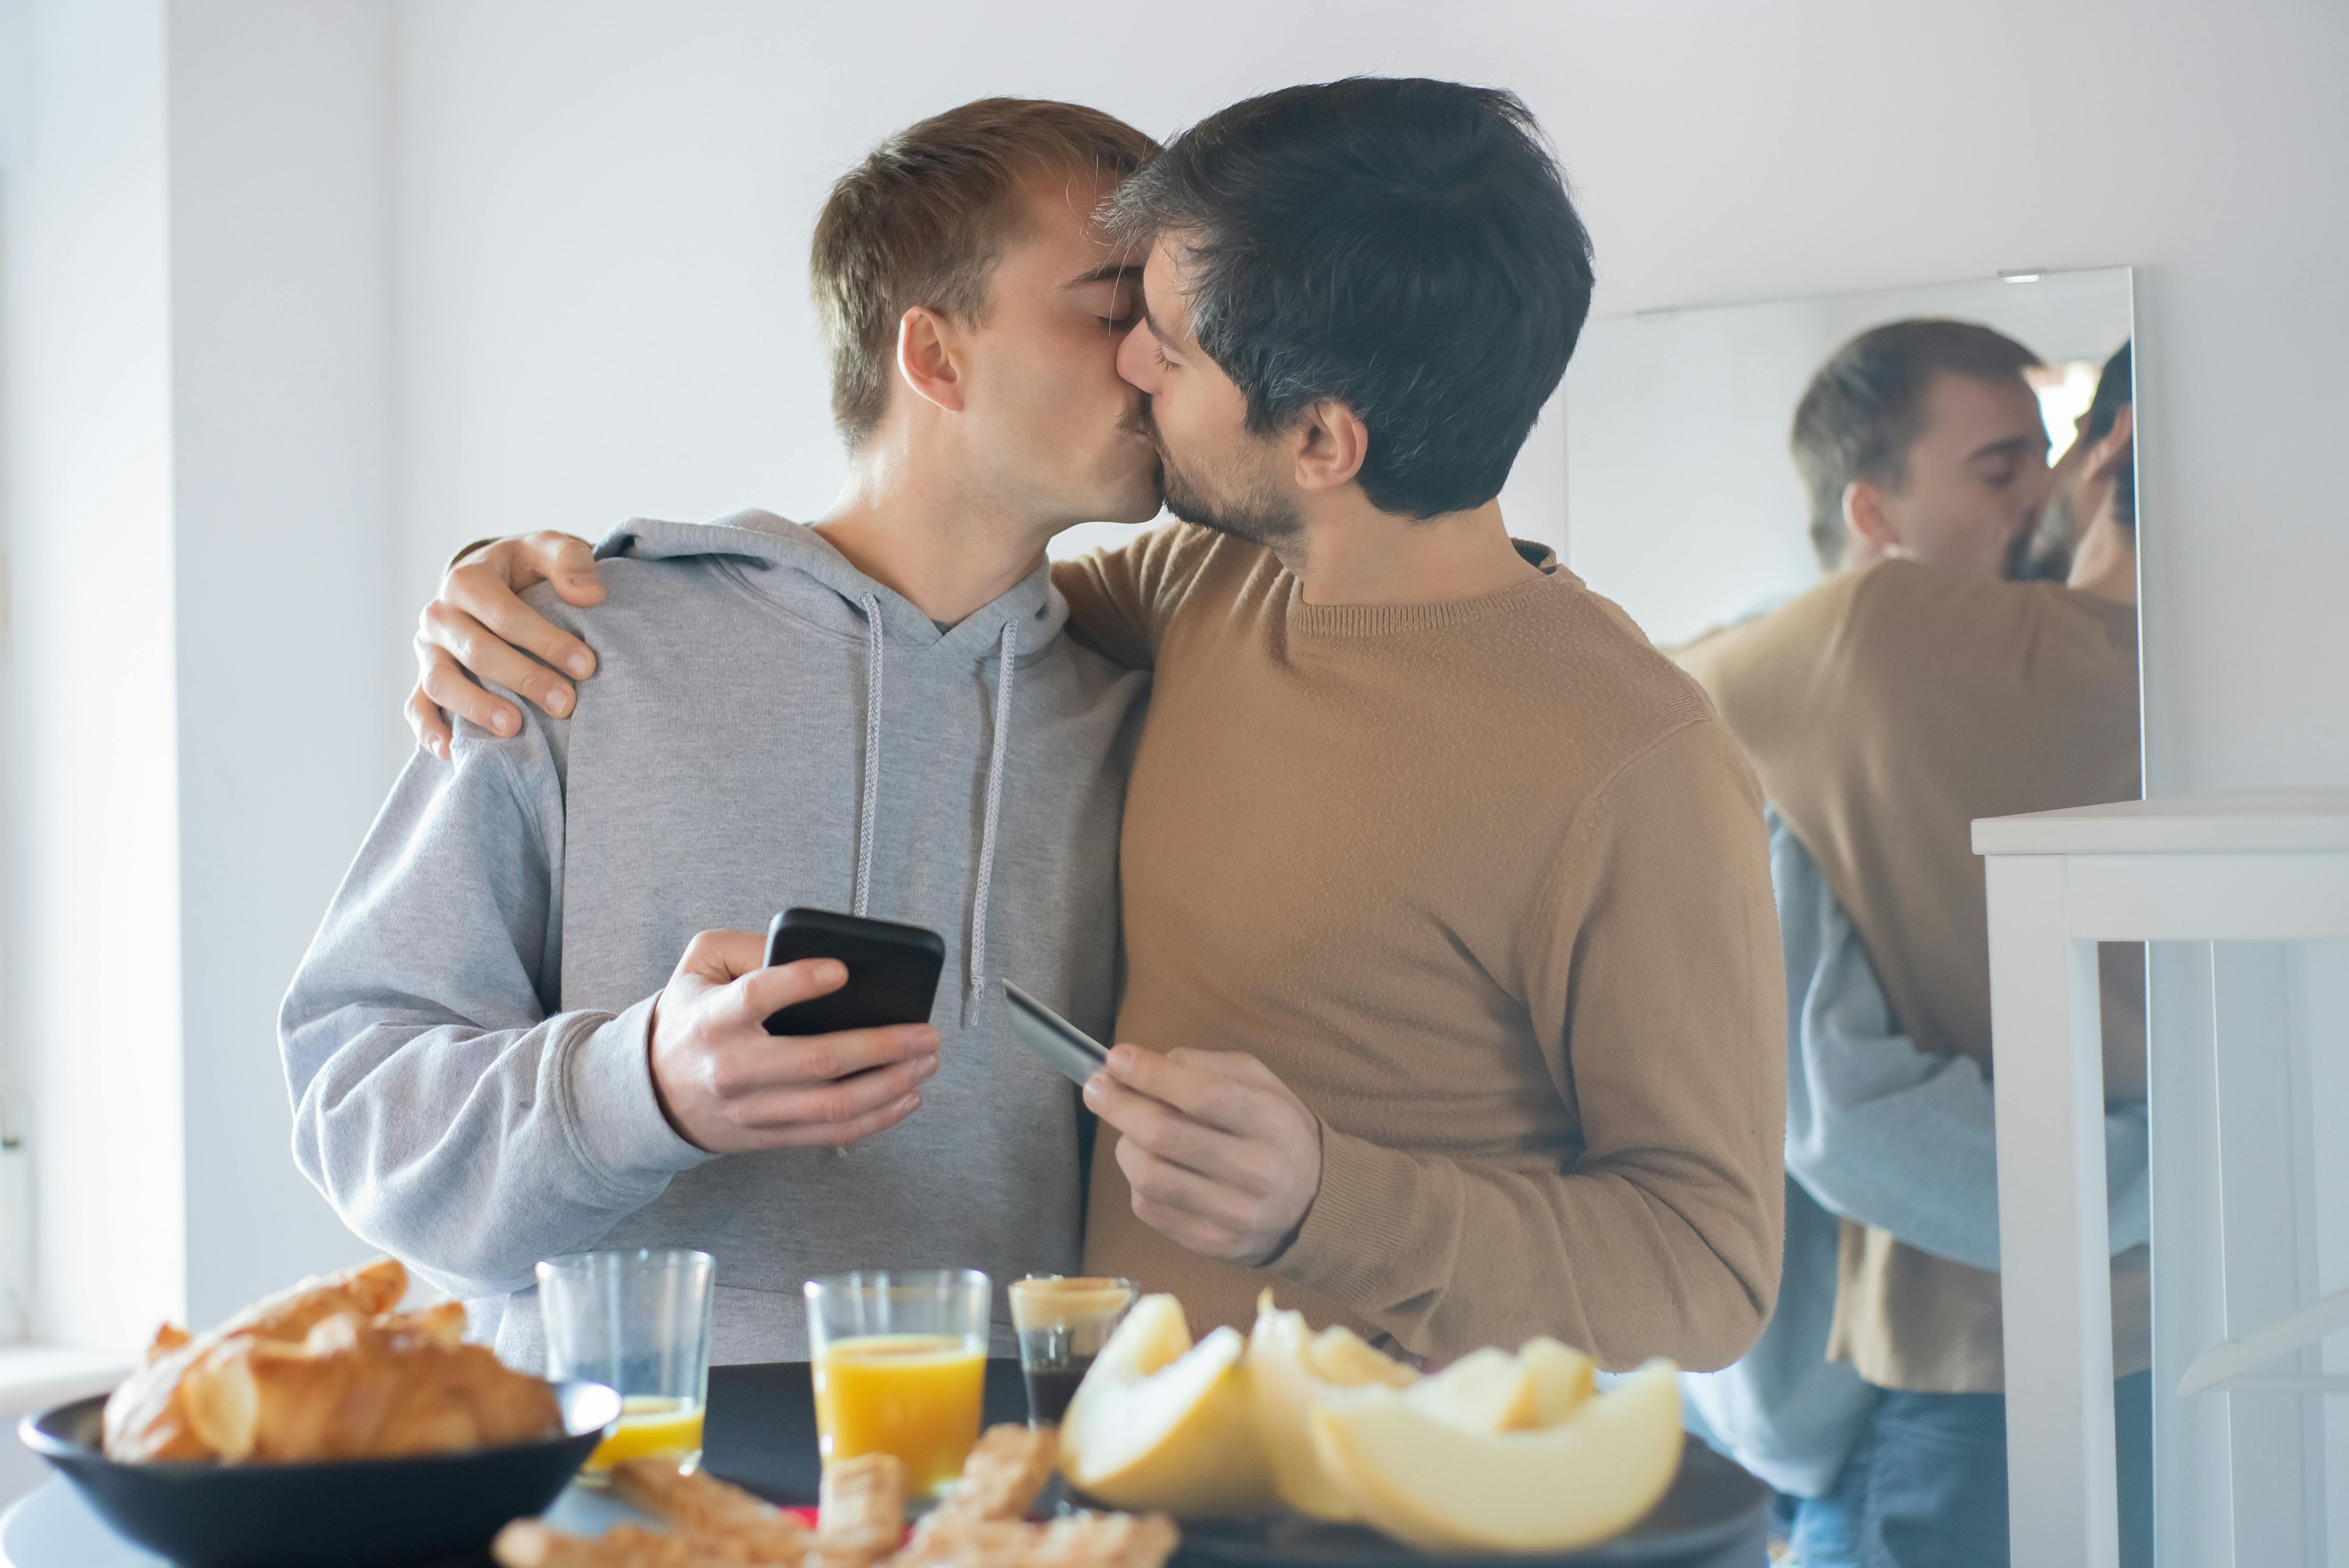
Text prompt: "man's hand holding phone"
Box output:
[[648, 930, 939, 1154]]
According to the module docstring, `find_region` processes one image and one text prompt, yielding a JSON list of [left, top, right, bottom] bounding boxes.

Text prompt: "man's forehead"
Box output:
[[1138, 239, 1199, 344], [986, 173, 1126, 278], [1060, 260, 1141, 290], [1918, 369, 2047, 443]]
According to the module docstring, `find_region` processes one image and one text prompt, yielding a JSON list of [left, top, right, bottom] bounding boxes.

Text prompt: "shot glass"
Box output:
[[536, 1247, 715, 1483], [805, 1268, 991, 1498], [1008, 1276, 1134, 1426]]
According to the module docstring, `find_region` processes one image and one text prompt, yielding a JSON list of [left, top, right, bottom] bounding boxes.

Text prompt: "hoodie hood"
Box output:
[[599, 508, 1072, 668], [596, 509, 1063, 1024]]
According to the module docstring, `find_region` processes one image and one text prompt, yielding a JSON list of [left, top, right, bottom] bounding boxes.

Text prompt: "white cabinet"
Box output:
[[1976, 787, 2349, 1567]]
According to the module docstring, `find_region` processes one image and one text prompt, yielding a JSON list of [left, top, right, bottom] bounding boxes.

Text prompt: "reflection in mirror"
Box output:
[[1570, 270, 2153, 1564], [1566, 268, 2135, 646]]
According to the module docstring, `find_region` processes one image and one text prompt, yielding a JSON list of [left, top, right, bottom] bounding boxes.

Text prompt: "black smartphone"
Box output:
[[762, 907, 945, 1036]]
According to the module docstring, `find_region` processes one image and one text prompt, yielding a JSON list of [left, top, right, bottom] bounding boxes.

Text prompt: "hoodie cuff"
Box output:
[[567, 995, 712, 1187]]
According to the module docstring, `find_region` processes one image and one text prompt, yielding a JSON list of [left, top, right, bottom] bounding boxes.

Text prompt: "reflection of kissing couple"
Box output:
[[1675, 324, 2146, 1564]]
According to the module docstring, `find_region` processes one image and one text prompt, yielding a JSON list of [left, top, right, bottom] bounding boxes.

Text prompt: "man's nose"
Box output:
[[1115, 321, 1156, 392]]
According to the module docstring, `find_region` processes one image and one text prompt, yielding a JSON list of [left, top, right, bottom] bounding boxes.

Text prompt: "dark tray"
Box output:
[[699, 1362, 1766, 1568], [1176, 1442, 1766, 1568]]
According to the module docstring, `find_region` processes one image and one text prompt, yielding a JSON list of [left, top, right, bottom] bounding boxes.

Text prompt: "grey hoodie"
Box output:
[[281, 512, 1146, 1367]]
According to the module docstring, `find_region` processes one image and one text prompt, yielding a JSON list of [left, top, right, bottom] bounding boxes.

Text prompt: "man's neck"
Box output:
[[815, 438, 1056, 626], [1282, 496, 1541, 606]]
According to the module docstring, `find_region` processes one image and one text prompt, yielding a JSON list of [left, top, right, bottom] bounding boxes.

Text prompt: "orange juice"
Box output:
[[582, 1395, 706, 1478], [812, 1334, 986, 1495]]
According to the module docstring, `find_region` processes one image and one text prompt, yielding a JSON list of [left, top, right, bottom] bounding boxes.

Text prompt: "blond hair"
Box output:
[[811, 99, 1160, 445]]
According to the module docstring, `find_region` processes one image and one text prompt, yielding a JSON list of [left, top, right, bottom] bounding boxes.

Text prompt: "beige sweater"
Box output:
[[1052, 524, 1785, 1371], [1677, 560, 2146, 1391]]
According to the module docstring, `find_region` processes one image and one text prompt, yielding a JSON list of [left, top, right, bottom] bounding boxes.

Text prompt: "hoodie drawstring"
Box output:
[[965, 621, 1018, 1026], [853, 594, 885, 919], [850, 595, 1017, 1029]]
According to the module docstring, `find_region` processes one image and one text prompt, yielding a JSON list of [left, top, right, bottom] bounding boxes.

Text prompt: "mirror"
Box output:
[[1576, 268, 2153, 1533], [1565, 267, 2134, 648]]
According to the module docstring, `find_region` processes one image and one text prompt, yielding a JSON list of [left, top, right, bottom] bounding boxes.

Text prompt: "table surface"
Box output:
[[5, 1360, 1763, 1568]]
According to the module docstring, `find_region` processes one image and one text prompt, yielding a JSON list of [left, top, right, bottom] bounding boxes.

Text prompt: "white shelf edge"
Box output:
[[0, 1347, 130, 1423], [1973, 786, 2349, 856]]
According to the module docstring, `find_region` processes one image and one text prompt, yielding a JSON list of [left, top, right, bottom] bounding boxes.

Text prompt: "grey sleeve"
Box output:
[[1769, 815, 2149, 1272], [279, 728, 710, 1302]]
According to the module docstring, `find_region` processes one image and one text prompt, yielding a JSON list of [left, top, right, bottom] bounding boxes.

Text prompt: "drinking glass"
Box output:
[[805, 1268, 991, 1498], [536, 1247, 715, 1483], [1008, 1276, 1134, 1425]]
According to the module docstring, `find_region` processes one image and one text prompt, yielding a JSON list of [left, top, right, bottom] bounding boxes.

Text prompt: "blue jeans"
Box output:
[[1782, 1372, 2152, 1568]]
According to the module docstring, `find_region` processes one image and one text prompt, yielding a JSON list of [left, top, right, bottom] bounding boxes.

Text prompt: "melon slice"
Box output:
[[1400, 1347, 1540, 1434], [1519, 1336, 1596, 1425], [1060, 1294, 1274, 1518], [1309, 1359, 1684, 1554], [1245, 1293, 1415, 1521], [1306, 1325, 1417, 1391]]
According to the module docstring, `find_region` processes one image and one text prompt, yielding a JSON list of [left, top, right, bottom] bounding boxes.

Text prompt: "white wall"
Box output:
[[0, 0, 403, 1370], [2, 0, 186, 1354], [165, 0, 403, 1329]]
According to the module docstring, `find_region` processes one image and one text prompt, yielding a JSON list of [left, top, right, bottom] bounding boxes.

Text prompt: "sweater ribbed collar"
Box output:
[[1285, 539, 1562, 638]]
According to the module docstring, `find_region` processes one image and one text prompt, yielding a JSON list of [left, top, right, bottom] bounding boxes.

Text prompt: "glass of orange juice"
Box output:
[[537, 1247, 714, 1485], [806, 1269, 990, 1499]]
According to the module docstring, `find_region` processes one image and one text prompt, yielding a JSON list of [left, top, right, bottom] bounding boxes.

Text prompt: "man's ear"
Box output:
[[895, 306, 967, 415], [1292, 399, 1370, 493], [1843, 479, 1898, 559]]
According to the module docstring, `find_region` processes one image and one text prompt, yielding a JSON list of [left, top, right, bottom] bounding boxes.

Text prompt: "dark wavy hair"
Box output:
[[1108, 78, 1595, 520]]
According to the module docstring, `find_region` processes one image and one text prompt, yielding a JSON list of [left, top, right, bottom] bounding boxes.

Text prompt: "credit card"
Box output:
[[1003, 980, 1112, 1086]]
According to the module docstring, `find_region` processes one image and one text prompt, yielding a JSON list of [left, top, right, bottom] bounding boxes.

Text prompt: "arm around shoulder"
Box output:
[[1050, 521, 1230, 671]]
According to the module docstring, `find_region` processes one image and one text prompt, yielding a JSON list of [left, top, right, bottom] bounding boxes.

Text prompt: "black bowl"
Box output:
[[18, 1378, 620, 1568]]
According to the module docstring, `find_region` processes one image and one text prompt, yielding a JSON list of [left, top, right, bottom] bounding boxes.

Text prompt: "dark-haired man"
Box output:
[[410, 79, 1786, 1369], [1678, 336, 2149, 1566], [283, 99, 1162, 1367]]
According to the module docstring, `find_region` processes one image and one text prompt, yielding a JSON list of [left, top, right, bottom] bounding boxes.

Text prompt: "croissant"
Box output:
[[103, 1256, 410, 1461], [180, 1305, 559, 1463]]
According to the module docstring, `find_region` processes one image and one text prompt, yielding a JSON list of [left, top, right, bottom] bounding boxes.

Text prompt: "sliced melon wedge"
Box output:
[[1306, 1324, 1418, 1391], [1400, 1346, 1540, 1434], [1309, 1359, 1684, 1554], [1519, 1336, 1596, 1426], [1246, 1293, 1415, 1520], [1060, 1294, 1274, 1518]]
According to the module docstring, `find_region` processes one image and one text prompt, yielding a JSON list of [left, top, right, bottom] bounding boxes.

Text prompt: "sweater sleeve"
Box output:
[[1774, 817, 2150, 1271], [1050, 522, 1229, 671], [279, 722, 711, 1302], [1271, 719, 1787, 1371]]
